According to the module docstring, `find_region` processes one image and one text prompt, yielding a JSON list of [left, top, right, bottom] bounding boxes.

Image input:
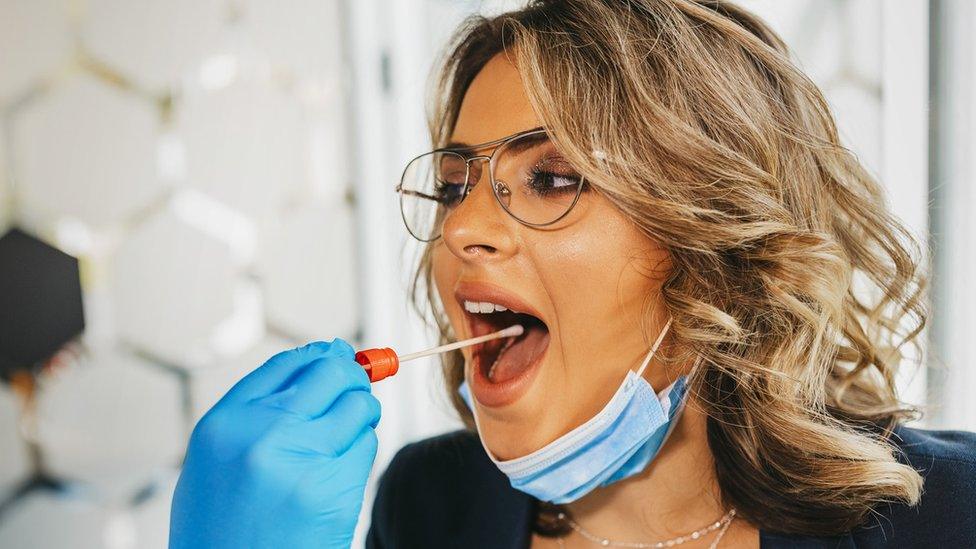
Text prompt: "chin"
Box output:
[[468, 395, 547, 460]]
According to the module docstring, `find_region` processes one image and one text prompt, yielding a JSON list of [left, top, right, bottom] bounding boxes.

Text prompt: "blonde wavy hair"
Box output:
[[411, 0, 928, 536]]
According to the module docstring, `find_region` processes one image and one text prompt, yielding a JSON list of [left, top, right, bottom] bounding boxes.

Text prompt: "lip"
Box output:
[[454, 280, 550, 408], [455, 281, 547, 327]]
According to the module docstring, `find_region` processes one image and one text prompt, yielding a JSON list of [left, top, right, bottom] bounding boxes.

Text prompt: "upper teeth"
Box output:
[[464, 300, 509, 314]]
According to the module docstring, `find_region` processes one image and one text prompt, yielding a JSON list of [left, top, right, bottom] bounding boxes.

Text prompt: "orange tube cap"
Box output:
[[354, 347, 399, 382]]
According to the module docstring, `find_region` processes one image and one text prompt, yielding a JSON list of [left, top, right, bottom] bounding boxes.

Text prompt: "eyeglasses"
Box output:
[[395, 127, 587, 242]]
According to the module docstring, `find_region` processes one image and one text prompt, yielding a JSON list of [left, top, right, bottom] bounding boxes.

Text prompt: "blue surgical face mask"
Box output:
[[457, 317, 694, 504]]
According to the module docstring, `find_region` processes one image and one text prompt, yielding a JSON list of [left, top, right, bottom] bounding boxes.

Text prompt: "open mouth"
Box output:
[[467, 307, 550, 384]]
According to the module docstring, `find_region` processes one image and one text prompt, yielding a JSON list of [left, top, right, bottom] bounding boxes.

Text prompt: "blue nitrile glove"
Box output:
[[169, 338, 381, 549]]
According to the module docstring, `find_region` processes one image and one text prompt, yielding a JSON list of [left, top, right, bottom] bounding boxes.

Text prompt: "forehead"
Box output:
[[450, 51, 544, 149]]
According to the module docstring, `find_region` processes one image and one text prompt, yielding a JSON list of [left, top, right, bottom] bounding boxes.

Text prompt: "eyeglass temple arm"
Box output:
[[395, 186, 452, 205]]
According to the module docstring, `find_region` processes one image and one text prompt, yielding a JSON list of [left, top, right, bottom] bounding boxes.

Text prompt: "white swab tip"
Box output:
[[500, 324, 524, 337]]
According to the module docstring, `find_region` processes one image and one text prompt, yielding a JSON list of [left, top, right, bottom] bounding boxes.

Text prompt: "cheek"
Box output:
[[529, 204, 669, 374]]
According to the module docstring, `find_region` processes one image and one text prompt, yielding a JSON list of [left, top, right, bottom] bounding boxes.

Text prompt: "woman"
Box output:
[[169, 1, 976, 548]]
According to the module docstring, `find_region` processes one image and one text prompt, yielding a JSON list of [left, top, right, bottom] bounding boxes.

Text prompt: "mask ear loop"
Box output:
[[638, 317, 699, 456], [635, 316, 673, 378]]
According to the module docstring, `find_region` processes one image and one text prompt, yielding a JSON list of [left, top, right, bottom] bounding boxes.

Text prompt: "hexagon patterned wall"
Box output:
[[0, 0, 357, 547]]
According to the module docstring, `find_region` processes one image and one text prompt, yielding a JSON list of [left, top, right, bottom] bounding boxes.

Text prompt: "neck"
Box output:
[[563, 394, 728, 539]]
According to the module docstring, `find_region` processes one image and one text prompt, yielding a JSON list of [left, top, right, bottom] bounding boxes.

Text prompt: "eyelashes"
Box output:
[[526, 166, 587, 197]]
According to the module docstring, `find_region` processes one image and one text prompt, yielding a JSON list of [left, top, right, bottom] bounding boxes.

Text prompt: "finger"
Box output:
[[222, 338, 356, 403], [254, 352, 371, 417], [282, 390, 381, 457], [342, 425, 380, 466]]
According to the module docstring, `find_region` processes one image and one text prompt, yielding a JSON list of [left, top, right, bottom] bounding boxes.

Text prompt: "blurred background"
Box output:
[[0, 0, 973, 547]]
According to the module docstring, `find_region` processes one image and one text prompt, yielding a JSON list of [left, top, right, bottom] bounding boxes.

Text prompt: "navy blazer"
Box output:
[[366, 425, 976, 548]]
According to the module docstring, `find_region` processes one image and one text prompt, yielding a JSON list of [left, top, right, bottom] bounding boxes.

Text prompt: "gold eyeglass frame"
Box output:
[[394, 126, 587, 242]]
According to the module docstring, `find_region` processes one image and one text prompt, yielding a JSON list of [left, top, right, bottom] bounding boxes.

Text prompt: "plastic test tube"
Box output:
[[354, 324, 524, 382]]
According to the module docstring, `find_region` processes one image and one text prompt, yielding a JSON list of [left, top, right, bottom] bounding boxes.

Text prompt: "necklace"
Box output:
[[555, 508, 736, 548]]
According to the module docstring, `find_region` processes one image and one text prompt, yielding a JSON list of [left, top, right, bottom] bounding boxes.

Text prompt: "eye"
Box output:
[[435, 182, 466, 207], [437, 169, 466, 186], [434, 156, 467, 208], [527, 167, 584, 196], [437, 154, 467, 186]]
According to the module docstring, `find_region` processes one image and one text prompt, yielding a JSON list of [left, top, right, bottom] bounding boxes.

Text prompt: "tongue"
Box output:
[[488, 324, 550, 383]]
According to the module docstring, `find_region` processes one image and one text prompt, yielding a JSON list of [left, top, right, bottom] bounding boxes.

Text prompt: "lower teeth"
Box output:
[[487, 335, 518, 381]]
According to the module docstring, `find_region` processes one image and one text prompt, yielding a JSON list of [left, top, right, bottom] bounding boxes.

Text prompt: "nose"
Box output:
[[441, 157, 517, 262]]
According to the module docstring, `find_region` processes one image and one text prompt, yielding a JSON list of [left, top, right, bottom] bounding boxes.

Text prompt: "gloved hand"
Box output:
[[169, 338, 381, 549]]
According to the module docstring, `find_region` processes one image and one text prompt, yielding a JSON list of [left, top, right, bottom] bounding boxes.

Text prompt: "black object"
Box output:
[[365, 426, 976, 548], [0, 227, 84, 379]]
